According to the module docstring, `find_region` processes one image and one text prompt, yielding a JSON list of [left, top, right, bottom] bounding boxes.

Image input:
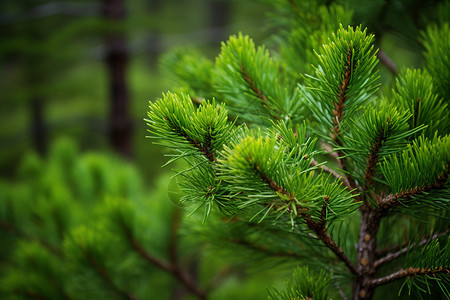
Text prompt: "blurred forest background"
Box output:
[[0, 0, 446, 299], [0, 0, 437, 182], [0, 0, 269, 184]]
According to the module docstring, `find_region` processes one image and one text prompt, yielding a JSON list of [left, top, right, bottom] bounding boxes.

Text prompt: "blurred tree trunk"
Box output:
[[209, 0, 230, 43], [25, 8, 47, 156], [102, 0, 132, 158], [29, 96, 46, 155]]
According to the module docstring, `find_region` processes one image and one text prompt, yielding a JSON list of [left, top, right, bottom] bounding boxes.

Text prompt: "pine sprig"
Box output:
[[380, 135, 449, 195], [421, 22, 450, 99], [302, 25, 380, 141], [344, 104, 425, 190], [214, 33, 302, 124], [271, 2, 353, 76], [369, 238, 450, 298], [160, 48, 215, 100], [219, 127, 357, 225], [267, 266, 332, 300], [146, 92, 234, 163], [392, 68, 449, 138]]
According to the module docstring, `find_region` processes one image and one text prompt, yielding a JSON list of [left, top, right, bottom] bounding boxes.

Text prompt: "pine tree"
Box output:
[[146, 1, 449, 299]]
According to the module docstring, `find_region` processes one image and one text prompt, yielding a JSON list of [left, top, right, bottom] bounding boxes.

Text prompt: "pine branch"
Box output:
[[332, 43, 353, 140], [191, 97, 204, 105], [241, 65, 268, 103], [321, 141, 340, 162], [304, 214, 359, 276], [165, 118, 216, 162], [86, 255, 138, 300], [377, 49, 398, 76], [127, 235, 207, 300], [240, 65, 281, 120], [378, 175, 448, 211], [310, 158, 341, 180], [252, 162, 358, 275], [0, 219, 64, 258], [330, 43, 359, 194], [254, 162, 296, 202], [368, 266, 450, 288], [363, 124, 385, 189], [374, 230, 450, 268]]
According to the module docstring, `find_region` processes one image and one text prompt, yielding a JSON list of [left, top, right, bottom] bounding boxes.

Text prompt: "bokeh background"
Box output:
[[0, 0, 269, 184]]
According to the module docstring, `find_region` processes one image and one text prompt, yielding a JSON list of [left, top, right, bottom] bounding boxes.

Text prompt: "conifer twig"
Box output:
[[253, 165, 358, 275], [303, 214, 359, 276], [240, 65, 281, 120], [368, 266, 450, 288], [165, 118, 216, 162], [377, 49, 398, 76], [86, 255, 138, 300], [127, 235, 207, 300], [321, 141, 340, 161], [310, 158, 341, 179], [330, 43, 359, 194], [374, 229, 450, 268], [0, 219, 64, 258], [378, 175, 448, 210], [363, 126, 385, 190]]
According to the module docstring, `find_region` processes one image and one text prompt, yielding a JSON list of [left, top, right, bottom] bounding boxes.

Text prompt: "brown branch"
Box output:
[[251, 163, 358, 275], [375, 229, 450, 268], [240, 65, 281, 120], [304, 214, 359, 276], [378, 176, 448, 211], [128, 235, 207, 300], [240, 65, 268, 103], [191, 97, 204, 105], [330, 44, 359, 195], [332, 43, 353, 141], [377, 49, 398, 76], [363, 125, 386, 190], [310, 158, 342, 180], [0, 219, 64, 258], [165, 118, 216, 162], [369, 266, 450, 288], [254, 163, 296, 201], [321, 141, 340, 161], [87, 255, 138, 300]]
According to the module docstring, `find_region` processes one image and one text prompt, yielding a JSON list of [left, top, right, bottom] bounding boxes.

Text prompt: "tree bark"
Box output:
[[353, 207, 383, 299]]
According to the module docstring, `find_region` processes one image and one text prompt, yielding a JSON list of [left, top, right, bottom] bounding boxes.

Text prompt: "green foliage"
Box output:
[[302, 25, 380, 138], [380, 135, 449, 195], [214, 33, 302, 124], [160, 48, 215, 100], [421, 22, 450, 99], [344, 103, 425, 188], [147, 92, 233, 163], [267, 266, 332, 300], [219, 125, 356, 225], [151, 5, 450, 298], [398, 237, 450, 299], [392, 68, 449, 138], [0, 140, 176, 299], [264, 0, 353, 75]]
